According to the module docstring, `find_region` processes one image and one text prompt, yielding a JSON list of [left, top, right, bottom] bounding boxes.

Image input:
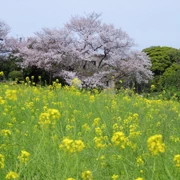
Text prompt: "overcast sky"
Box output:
[[1, 0, 180, 50]]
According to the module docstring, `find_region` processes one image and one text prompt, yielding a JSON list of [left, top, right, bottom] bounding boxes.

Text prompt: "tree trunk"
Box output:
[[49, 71, 52, 85]]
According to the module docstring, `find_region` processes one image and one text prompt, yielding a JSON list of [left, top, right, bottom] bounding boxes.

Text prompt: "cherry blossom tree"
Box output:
[[15, 12, 152, 88], [0, 20, 10, 52], [0, 20, 10, 40]]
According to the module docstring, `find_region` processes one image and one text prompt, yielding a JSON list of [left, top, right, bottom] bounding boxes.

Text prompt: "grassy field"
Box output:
[[0, 82, 179, 180]]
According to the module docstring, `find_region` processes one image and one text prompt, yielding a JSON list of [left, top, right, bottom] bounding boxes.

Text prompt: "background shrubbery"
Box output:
[[142, 46, 180, 100], [8, 70, 23, 81]]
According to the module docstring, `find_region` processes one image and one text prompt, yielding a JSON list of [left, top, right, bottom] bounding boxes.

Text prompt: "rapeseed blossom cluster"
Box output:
[[71, 78, 82, 88], [111, 131, 127, 148], [0, 71, 4, 76], [1, 129, 11, 137], [39, 108, 60, 127], [25, 76, 30, 82], [89, 95, 95, 103], [5, 171, 19, 179], [170, 135, 180, 143], [112, 123, 119, 131], [173, 154, 180, 167], [94, 136, 107, 149], [96, 155, 106, 167], [93, 119, 108, 149], [59, 138, 85, 153], [82, 123, 91, 132], [0, 154, 5, 168], [147, 134, 165, 155], [135, 177, 144, 180], [95, 127, 103, 136], [18, 150, 30, 164], [5, 90, 17, 101], [150, 84, 156, 91], [136, 156, 144, 166], [92, 117, 100, 126], [129, 124, 141, 138], [0, 96, 5, 104], [111, 174, 119, 180], [81, 170, 92, 180], [126, 113, 141, 139]]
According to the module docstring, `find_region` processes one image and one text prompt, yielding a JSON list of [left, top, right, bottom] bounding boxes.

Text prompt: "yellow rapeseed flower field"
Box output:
[[0, 82, 179, 179]]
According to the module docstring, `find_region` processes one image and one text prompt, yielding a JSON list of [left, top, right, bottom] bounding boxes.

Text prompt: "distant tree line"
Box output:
[[143, 46, 180, 99]]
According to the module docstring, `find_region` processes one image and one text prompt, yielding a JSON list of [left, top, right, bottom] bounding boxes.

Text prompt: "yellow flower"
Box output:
[[112, 123, 119, 131], [150, 84, 155, 91], [18, 150, 30, 164], [38, 108, 60, 127], [59, 138, 85, 153], [1, 129, 11, 137], [0, 96, 5, 104], [112, 99, 117, 109], [82, 123, 91, 132], [135, 177, 143, 180], [170, 136, 180, 143], [66, 178, 75, 180], [173, 154, 180, 167], [140, 170, 143, 174], [111, 131, 127, 148], [147, 134, 165, 155], [94, 136, 106, 149], [111, 174, 119, 180], [0, 154, 5, 168], [81, 170, 92, 180], [0, 71, 4, 76], [89, 95, 95, 102], [25, 76, 30, 82], [5, 171, 19, 179], [74, 140, 85, 152], [66, 125, 74, 131], [71, 78, 82, 88], [5, 90, 17, 101], [136, 156, 144, 166], [93, 118, 100, 126], [95, 127, 102, 136]]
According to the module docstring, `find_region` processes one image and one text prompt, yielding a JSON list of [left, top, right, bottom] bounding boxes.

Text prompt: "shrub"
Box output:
[[8, 70, 23, 81]]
